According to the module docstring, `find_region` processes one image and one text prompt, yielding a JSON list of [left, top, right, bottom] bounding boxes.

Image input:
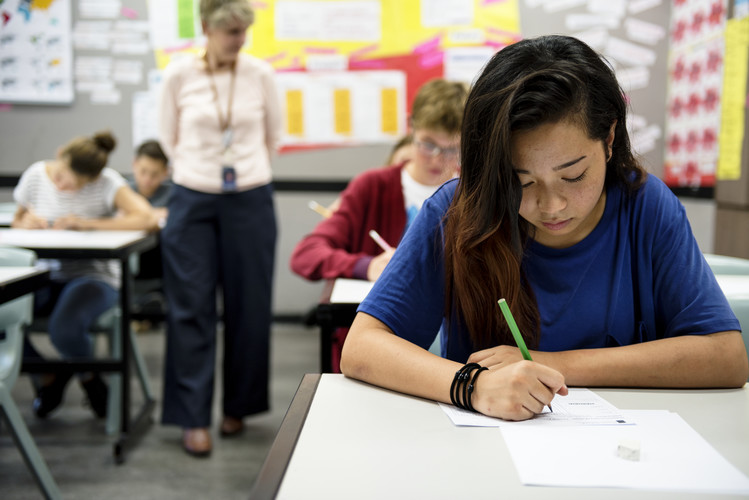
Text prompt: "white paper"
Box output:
[[440, 388, 632, 427], [566, 13, 620, 31], [628, 0, 662, 15], [624, 17, 667, 46], [112, 60, 143, 85], [275, 1, 380, 41], [421, 0, 474, 27], [443, 46, 495, 85], [78, 0, 121, 19], [604, 36, 657, 67], [502, 410, 749, 494], [329, 278, 374, 304]]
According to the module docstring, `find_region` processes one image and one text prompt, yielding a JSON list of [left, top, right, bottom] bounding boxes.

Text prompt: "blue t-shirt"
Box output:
[[358, 175, 740, 363]]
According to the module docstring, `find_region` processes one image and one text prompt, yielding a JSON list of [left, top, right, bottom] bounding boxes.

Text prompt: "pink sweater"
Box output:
[[159, 53, 282, 193]]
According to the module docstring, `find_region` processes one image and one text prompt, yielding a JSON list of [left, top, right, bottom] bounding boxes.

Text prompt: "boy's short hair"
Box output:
[[410, 79, 468, 135], [136, 140, 169, 167]]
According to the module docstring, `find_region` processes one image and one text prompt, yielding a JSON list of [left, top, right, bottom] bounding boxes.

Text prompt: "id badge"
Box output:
[[222, 165, 237, 192]]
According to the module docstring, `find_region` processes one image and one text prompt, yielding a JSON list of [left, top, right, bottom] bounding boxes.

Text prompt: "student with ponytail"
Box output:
[[13, 130, 156, 420], [340, 36, 748, 421]]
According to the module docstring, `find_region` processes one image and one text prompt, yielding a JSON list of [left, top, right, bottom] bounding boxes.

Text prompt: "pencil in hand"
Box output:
[[308, 200, 333, 219], [368, 229, 393, 252], [497, 298, 552, 413]]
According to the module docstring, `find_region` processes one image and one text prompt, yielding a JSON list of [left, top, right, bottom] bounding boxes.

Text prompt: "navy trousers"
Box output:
[[160, 184, 277, 428]]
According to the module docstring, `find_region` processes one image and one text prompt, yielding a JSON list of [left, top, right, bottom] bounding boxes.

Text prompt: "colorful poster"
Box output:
[[0, 0, 74, 104], [664, 0, 728, 188], [148, 0, 521, 148]]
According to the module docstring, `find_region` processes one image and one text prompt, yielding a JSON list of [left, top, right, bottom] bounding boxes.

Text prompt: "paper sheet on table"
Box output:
[[329, 278, 374, 304], [502, 410, 749, 494], [439, 388, 632, 426]]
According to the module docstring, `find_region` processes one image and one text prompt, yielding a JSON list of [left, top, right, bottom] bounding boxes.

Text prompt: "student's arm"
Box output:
[[53, 186, 158, 231], [290, 172, 383, 281], [12, 205, 49, 229], [341, 312, 568, 421], [469, 330, 748, 388]]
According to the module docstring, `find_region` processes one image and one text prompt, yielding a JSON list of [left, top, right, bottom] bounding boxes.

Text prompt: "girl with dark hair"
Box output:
[[340, 35, 747, 421], [13, 130, 156, 420]]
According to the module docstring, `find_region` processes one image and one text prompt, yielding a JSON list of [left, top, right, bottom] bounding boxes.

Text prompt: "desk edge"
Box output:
[[250, 373, 321, 500]]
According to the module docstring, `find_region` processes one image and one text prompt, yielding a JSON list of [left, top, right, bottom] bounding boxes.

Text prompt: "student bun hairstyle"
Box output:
[[61, 130, 117, 178], [444, 35, 646, 351]]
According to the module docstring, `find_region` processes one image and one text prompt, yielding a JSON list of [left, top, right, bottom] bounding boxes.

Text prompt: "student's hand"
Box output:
[[471, 361, 568, 421], [468, 345, 527, 368], [15, 211, 49, 229], [367, 248, 396, 281], [52, 215, 85, 230]]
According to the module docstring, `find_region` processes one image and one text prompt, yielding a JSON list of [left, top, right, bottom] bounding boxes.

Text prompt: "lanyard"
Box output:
[[205, 54, 237, 150]]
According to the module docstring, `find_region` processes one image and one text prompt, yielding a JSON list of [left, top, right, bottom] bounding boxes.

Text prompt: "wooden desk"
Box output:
[[0, 229, 158, 464], [253, 374, 749, 500], [311, 279, 373, 372]]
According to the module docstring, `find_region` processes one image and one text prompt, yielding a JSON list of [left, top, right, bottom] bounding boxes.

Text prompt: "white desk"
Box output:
[[253, 374, 749, 500], [0, 228, 158, 463], [0, 267, 49, 303]]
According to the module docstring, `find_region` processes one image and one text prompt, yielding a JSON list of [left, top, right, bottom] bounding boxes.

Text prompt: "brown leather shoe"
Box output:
[[182, 428, 212, 457], [220, 416, 244, 437]]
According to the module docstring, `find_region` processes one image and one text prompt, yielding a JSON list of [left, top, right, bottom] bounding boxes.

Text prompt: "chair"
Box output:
[[25, 293, 154, 436], [706, 254, 749, 378], [0, 246, 62, 499], [23, 252, 154, 435], [704, 253, 749, 275]]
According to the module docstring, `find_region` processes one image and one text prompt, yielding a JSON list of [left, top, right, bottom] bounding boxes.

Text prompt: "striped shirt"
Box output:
[[13, 161, 126, 288]]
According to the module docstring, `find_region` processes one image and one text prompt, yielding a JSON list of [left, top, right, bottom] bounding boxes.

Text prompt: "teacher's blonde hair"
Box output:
[[200, 0, 254, 29]]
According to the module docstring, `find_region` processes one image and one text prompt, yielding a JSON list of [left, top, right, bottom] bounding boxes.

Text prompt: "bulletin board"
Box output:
[[148, 0, 522, 148], [0, 0, 74, 104]]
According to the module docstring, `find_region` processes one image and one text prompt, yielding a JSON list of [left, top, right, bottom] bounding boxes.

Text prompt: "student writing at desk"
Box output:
[[290, 79, 467, 372], [12, 130, 156, 420], [341, 36, 749, 421]]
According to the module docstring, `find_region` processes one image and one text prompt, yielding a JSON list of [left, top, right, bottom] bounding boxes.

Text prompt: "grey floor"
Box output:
[[0, 321, 320, 499]]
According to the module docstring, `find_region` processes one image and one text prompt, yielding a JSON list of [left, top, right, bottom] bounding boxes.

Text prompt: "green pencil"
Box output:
[[497, 298, 552, 412]]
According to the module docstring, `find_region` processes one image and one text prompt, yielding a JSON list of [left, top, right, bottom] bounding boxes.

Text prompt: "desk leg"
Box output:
[[113, 257, 155, 464], [320, 326, 332, 373]]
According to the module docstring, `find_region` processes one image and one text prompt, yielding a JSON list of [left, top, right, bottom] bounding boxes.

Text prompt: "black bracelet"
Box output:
[[466, 366, 488, 412], [450, 363, 481, 410]]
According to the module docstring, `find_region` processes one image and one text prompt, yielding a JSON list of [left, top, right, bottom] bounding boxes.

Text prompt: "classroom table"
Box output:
[[0, 267, 50, 303], [310, 278, 373, 372], [252, 374, 749, 500], [0, 229, 158, 464]]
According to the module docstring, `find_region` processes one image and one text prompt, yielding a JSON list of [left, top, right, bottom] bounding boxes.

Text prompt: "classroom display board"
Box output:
[[663, 0, 729, 188], [147, 0, 522, 148], [0, 0, 74, 104]]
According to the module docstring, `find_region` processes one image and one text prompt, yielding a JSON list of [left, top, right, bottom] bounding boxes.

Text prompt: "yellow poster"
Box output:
[[717, 17, 749, 181]]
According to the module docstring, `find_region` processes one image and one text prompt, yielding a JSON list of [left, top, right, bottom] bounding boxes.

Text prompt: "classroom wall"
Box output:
[[0, 1, 720, 316]]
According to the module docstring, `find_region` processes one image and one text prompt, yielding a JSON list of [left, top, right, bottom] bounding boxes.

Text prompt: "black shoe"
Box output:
[[33, 372, 73, 419], [81, 375, 108, 419]]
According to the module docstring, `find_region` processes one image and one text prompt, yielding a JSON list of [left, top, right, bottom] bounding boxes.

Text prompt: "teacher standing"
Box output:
[[158, 0, 281, 457]]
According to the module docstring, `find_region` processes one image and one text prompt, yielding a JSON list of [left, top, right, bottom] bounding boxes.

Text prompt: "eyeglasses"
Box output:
[[414, 139, 460, 160]]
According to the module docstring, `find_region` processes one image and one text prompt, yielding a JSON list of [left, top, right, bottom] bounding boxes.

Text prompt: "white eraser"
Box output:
[[617, 438, 641, 461]]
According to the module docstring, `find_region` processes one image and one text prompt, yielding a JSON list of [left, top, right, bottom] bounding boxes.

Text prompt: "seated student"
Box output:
[[129, 139, 171, 226], [13, 130, 156, 419], [386, 134, 415, 168], [340, 36, 748, 420], [128, 140, 172, 329], [290, 79, 467, 371]]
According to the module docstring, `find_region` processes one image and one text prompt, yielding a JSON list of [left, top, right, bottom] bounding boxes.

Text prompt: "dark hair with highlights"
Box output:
[[443, 35, 646, 351]]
